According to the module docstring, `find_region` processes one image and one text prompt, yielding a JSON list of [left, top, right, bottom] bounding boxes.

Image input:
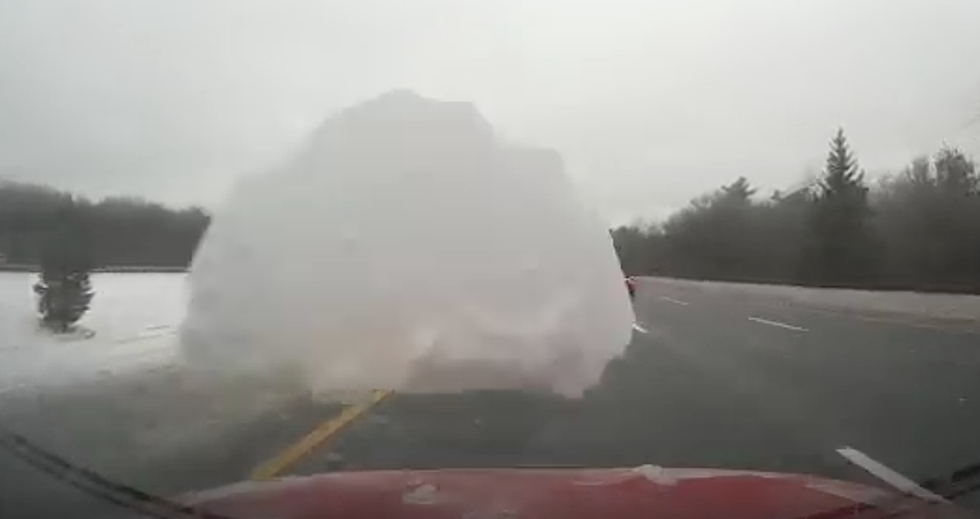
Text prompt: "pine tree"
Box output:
[[33, 204, 95, 332], [806, 128, 877, 286], [720, 176, 756, 203]]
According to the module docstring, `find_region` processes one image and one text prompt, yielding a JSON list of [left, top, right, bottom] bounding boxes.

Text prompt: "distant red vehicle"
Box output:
[[626, 276, 638, 300]]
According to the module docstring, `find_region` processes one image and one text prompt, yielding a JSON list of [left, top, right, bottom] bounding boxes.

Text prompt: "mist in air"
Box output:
[[179, 91, 635, 399]]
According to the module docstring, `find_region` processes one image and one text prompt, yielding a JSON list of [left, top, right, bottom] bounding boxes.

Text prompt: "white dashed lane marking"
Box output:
[[659, 297, 689, 306], [836, 447, 946, 502], [747, 316, 808, 332], [632, 323, 650, 334]]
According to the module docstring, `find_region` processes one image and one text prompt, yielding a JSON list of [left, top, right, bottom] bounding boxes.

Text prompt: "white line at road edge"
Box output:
[[836, 447, 947, 502], [659, 297, 689, 306], [632, 323, 650, 334], [747, 316, 808, 332]]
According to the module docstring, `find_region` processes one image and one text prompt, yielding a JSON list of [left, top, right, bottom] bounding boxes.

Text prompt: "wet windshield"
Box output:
[[2, 1, 980, 518]]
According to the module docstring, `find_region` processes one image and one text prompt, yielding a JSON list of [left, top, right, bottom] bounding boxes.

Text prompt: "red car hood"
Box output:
[[181, 467, 968, 519]]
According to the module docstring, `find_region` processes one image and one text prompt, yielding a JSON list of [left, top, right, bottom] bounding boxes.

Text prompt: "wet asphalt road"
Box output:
[[3, 278, 980, 517]]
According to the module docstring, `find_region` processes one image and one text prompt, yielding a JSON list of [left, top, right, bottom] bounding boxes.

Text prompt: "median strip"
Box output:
[[747, 316, 807, 332], [251, 389, 393, 480]]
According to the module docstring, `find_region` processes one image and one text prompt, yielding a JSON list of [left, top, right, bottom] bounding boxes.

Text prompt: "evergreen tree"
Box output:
[[805, 128, 877, 286], [33, 204, 95, 332], [719, 176, 756, 204]]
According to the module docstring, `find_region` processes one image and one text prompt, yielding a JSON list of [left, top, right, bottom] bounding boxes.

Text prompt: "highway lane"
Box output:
[[636, 279, 980, 481], [288, 280, 980, 495], [3, 280, 980, 516], [286, 291, 848, 476]]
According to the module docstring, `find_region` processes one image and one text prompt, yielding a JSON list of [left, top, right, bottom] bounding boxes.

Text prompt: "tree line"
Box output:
[[0, 181, 210, 269], [612, 129, 980, 294]]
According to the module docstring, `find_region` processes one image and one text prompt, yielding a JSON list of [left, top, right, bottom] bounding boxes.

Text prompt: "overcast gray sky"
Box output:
[[1, 0, 978, 223]]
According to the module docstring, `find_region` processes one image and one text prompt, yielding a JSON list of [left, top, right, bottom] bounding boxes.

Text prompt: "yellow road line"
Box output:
[[251, 389, 393, 480]]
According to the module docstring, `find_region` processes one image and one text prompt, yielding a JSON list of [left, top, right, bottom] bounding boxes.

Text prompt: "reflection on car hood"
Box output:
[[181, 467, 971, 519]]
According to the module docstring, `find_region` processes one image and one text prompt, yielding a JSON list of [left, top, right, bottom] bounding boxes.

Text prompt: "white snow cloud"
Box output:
[[180, 91, 635, 398]]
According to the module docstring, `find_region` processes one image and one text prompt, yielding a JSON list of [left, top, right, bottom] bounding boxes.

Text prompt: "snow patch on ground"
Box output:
[[0, 273, 304, 475], [180, 90, 634, 399], [402, 483, 445, 505], [0, 272, 184, 393]]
